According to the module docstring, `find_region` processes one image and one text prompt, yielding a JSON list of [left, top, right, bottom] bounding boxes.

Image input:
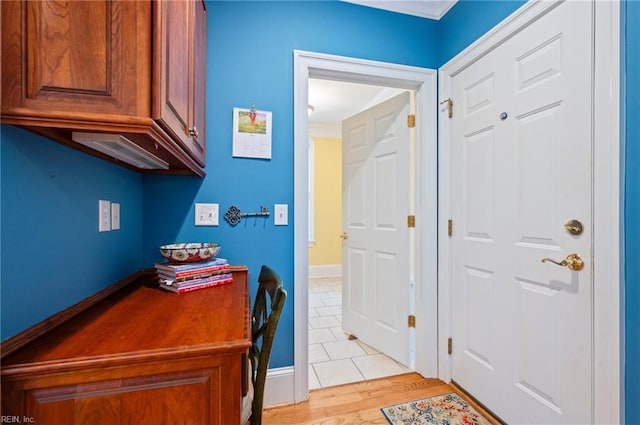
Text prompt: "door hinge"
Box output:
[[408, 315, 416, 328], [407, 215, 416, 228], [448, 219, 453, 237], [440, 98, 453, 118], [407, 114, 416, 128], [448, 337, 453, 355]]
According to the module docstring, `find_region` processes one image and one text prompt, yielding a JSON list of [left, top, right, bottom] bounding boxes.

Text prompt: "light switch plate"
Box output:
[[99, 200, 111, 232], [274, 204, 288, 226], [111, 202, 120, 230], [195, 203, 219, 226]]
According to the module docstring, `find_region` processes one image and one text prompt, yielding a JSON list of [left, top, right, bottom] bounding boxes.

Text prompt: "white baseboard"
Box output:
[[264, 366, 295, 407], [308, 264, 341, 278]]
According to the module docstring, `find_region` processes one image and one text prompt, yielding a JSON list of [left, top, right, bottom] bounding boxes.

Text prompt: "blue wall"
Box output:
[[142, 0, 439, 369], [624, 0, 639, 419], [0, 126, 144, 339], [0, 0, 636, 420], [437, 0, 526, 64]]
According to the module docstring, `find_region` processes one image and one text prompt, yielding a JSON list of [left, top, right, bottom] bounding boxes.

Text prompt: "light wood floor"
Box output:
[[262, 373, 502, 425]]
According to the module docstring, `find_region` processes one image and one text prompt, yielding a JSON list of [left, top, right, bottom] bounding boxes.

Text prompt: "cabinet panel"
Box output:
[[154, 0, 205, 166], [28, 1, 108, 96], [192, 0, 207, 164], [2, 1, 150, 117], [157, 0, 190, 129], [27, 370, 215, 425]]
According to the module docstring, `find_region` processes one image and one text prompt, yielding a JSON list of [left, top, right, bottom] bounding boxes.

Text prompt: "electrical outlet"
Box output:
[[274, 204, 288, 226], [99, 200, 111, 232], [195, 203, 219, 226], [111, 202, 120, 230]]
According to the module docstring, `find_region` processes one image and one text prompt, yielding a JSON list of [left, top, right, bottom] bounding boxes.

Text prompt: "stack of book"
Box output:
[[155, 258, 232, 294]]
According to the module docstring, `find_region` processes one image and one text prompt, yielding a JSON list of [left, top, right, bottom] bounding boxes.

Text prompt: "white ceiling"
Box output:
[[308, 79, 405, 138], [343, 0, 457, 20], [308, 79, 403, 124], [308, 1, 457, 138]]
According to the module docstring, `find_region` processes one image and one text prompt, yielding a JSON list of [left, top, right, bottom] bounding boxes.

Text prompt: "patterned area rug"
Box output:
[[381, 392, 493, 425]]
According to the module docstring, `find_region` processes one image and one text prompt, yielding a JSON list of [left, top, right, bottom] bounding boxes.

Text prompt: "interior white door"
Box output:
[[341, 91, 411, 366], [450, 2, 593, 424]]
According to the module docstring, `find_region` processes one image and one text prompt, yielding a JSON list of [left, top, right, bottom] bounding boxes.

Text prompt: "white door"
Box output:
[[341, 91, 411, 366], [451, 2, 593, 424]]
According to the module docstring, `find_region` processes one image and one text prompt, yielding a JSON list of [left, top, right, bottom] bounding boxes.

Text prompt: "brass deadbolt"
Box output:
[[564, 219, 584, 236]]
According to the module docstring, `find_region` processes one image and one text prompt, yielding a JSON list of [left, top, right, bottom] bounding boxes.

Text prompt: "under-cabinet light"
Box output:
[[72, 132, 169, 170]]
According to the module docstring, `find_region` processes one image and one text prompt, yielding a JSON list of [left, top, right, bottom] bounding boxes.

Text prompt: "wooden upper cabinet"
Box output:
[[154, 0, 206, 166], [1, 0, 207, 176]]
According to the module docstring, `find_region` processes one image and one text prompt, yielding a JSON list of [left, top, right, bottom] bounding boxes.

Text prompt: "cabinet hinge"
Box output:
[[407, 114, 416, 128], [408, 315, 416, 328], [440, 98, 453, 118], [448, 337, 453, 355], [407, 215, 416, 228], [448, 219, 453, 237]]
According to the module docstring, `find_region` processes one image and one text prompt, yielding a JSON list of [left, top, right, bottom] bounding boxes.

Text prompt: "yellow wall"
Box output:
[[309, 137, 342, 265]]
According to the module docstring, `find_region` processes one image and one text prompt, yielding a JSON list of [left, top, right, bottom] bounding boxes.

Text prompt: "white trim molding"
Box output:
[[592, 1, 621, 422], [294, 50, 438, 404], [437, 1, 621, 423], [263, 367, 295, 408]]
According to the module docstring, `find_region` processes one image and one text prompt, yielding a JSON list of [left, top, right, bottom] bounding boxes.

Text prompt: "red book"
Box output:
[[155, 263, 231, 278], [159, 276, 233, 294], [157, 267, 231, 283]]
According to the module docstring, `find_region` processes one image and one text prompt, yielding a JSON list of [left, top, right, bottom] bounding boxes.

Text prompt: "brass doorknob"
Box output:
[[340, 232, 349, 240], [541, 253, 584, 271]]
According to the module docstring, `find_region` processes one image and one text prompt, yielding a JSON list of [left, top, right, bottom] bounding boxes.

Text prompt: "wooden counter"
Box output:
[[1, 266, 251, 424]]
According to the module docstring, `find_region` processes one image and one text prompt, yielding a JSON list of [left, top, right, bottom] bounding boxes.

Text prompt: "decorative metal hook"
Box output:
[[224, 205, 270, 226]]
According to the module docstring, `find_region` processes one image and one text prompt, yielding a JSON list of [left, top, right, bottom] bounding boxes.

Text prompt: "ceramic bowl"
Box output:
[[159, 242, 220, 263]]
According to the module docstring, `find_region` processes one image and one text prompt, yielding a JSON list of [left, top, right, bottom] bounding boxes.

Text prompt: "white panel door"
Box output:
[[342, 91, 411, 365], [451, 2, 593, 424]]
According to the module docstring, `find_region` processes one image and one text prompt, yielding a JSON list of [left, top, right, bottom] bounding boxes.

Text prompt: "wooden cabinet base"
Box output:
[[13, 358, 239, 424], [1, 268, 250, 424]]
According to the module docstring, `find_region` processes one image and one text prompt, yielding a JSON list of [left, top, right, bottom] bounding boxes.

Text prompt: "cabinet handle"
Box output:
[[189, 126, 199, 140]]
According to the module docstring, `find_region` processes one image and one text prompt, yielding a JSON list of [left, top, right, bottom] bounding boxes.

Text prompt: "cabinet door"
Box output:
[[19, 369, 228, 425], [1, 0, 151, 120], [192, 0, 207, 164], [154, 0, 205, 166]]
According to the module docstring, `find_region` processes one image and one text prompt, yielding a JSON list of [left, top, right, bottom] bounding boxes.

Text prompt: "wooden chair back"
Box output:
[[248, 265, 287, 425]]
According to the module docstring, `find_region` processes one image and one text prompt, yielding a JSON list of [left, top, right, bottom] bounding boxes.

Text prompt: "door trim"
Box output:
[[437, 1, 621, 423], [293, 50, 438, 402]]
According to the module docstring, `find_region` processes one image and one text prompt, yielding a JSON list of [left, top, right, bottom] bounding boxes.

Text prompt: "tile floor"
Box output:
[[308, 276, 411, 389]]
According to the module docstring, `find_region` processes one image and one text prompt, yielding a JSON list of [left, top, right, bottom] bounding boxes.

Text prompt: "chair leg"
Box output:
[[251, 411, 261, 425]]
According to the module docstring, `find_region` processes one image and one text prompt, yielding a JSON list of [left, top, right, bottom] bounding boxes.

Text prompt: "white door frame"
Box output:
[[437, 1, 621, 423], [293, 50, 438, 402]]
